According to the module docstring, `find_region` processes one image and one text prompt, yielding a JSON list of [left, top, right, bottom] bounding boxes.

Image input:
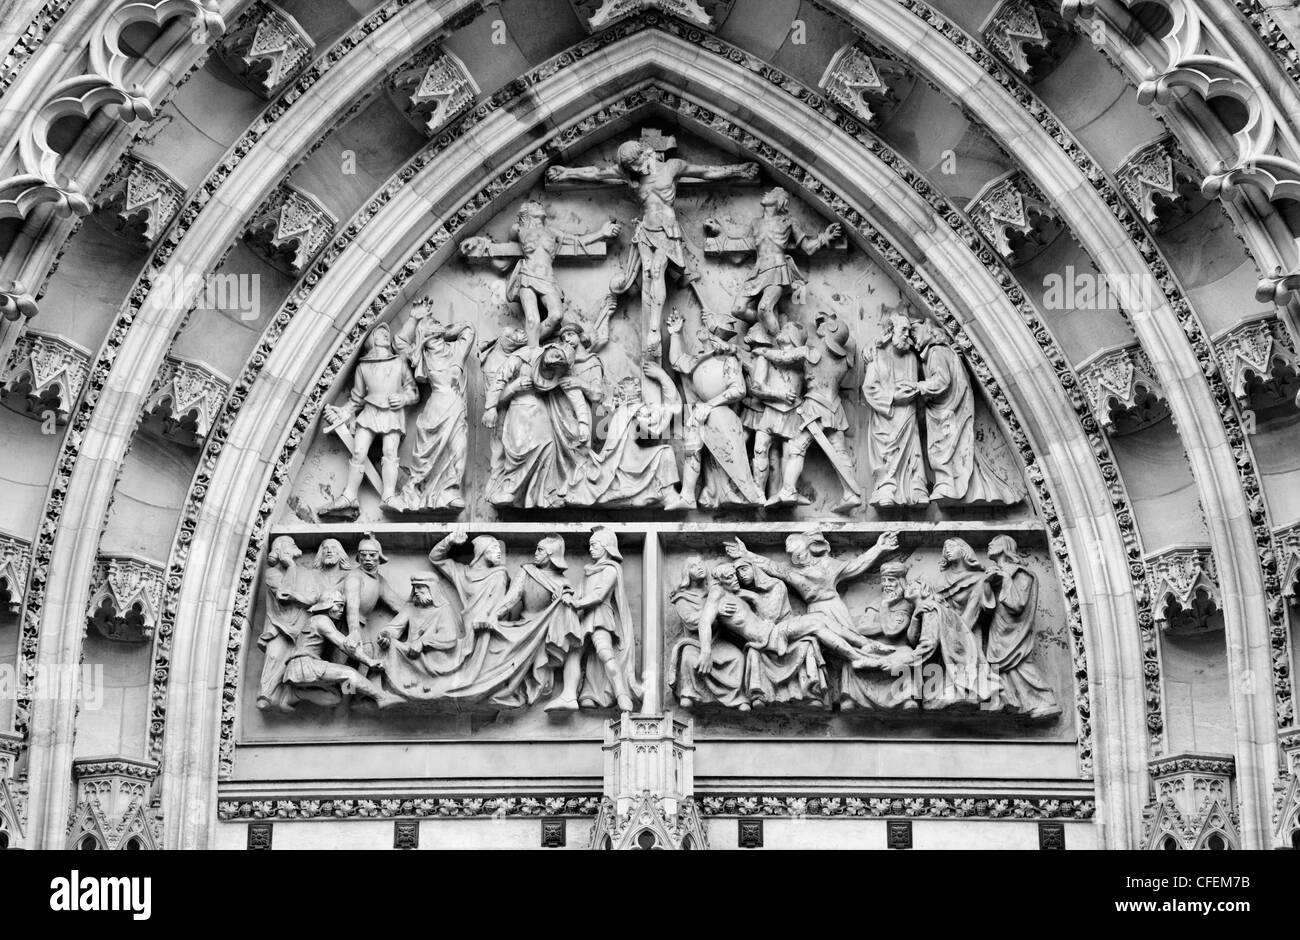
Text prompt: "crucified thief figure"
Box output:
[[546, 136, 758, 342]]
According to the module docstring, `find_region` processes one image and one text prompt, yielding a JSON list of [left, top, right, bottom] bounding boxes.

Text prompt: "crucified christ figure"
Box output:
[[546, 136, 758, 343]]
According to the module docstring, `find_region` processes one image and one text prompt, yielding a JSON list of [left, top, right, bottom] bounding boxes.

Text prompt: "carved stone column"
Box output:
[[589, 712, 708, 849], [1142, 754, 1239, 849], [0, 731, 23, 849], [86, 556, 165, 644], [0, 530, 32, 615], [1145, 545, 1222, 635], [1077, 343, 1170, 435], [68, 757, 160, 850], [0, 329, 92, 425], [1275, 728, 1300, 848], [965, 170, 1063, 266]]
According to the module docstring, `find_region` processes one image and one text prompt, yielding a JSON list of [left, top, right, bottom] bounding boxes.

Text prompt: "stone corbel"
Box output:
[[144, 354, 230, 447], [216, 0, 314, 100], [86, 555, 166, 644], [0, 731, 24, 850], [1143, 753, 1239, 850], [0, 531, 33, 616], [818, 41, 913, 128], [1078, 342, 1170, 434], [1115, 135, 1208, 233], [589, 712, 708, 850], [0, 1, 224, 222], [982, 0, 1074, 83], [93, 153, 186, 248], [389, 49, 479, 138], [1211, 312, 1299, 412], [568, 0, 735, 32], [965, 169, 1064, 266], [1144, 545, 1221, 635], [1, 328, 92, 424], [68, 757, 160, 850], [1275, 729, 1300, 848], [242, 183, 338, 277], [1278, 523, 1300, 606]]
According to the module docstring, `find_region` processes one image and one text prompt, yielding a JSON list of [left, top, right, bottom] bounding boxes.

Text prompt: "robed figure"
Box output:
[[668, 556, 751, 709], [861, 313, 927, 507], [984, 536, 1061, 719], [935, 538, 998, 709], [258, 536, 330, 711]]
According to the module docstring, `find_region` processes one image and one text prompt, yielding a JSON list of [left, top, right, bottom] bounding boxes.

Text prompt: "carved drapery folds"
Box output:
[[1211, 314, 1300, 412], [981, 0, 1074, 83], [1078, 343, 1170, 435], [0, 532, 33, 615], [144, 355, 230, 447], [87, 556, 165, 643], [965, 170, 1063, 266], [242, 183, 338, 277], [1145, 545, 1221, 635], [0, 731, 23, 850], [819, 41, 912, 128], [1275, 729, 1300, 848], [216, 0, 313, 99], [1, 329, 92, 424], [67, 758, 160, 851], [0, 0, 224, 221], [1142, 754, 1239, 850], [1115, 136, 1207, 233], [568, 0, 734, 32], [590, 712, 708, 850], [389, 49, 478, 138], [1279, 523, 1300, 605], [93, 154, 185, 248]]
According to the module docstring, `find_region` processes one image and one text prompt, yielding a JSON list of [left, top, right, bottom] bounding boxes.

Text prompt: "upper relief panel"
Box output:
[[284, 127, 1030, 527]]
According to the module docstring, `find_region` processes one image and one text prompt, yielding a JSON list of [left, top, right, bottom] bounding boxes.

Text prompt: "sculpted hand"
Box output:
[[737, 163, 760, 182], [695, 647, 714, 675], [387, 393, 408, 408], [875, 530, 900, 554], [514, 376, 535, 394], [448, 527, 469, 546], [666, 310, 685, 335], [719, 599, 739, 618], [324, 405, 345, 427], [546, 166, 569, 183], [600, 221, 621, 240], [482, 408, 497, 430], [723, 537, 747, 559], [823, 222, 842, 243], [691, 402, 712, 424]]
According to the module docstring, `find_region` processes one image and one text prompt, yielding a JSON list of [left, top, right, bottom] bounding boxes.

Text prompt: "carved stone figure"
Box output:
[[282, 591, 399, 708], [732, 554, 828, 705], [935, 538, 998, 709], [377, 574, 469, 680], [721, 187, 842, 340], [664, 310, 763, 509], [983, 535, 1061, 719], [725, 529, 899, 644], [257, 536, 322, 711], [460, 200, 620, 346], [912, 319, 1021, 505], [494, 536, 583, 703], [547, 136, 758, 341], [861, 313, 927, 507], [321, 324, 418, 516], [479, 327, 529, 468], [839, 560, 924, 712], [553, 527, 640, 712], [743, 320, 815, 506], [668, 555, 750, 710], [309, 539, 352, 594], [342, 532, 405, 663], [486, 342, 591, 508], [427, 529, 511, 631], [394, 307, 475, 512]]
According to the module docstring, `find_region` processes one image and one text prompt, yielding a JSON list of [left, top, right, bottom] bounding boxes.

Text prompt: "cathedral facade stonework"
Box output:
[[0, 0, 1298, 851]]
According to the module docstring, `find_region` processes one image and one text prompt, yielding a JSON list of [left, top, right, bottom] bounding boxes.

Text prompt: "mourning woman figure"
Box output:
[[668, 556, 749, 710]]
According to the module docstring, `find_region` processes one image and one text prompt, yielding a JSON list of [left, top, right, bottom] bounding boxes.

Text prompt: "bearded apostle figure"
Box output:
[[861, 312, 927, 507], [910, 319, 1023, 505], [983, 536, 1061, 719]]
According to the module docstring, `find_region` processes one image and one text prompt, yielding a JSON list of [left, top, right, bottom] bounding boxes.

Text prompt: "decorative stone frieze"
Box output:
[[242, 184, 338, 277], [216, 0, 313, 99], [589, 713, 707, 850], [0, 532, 32, 615], [1211, 314, 1299, 412], [67, 757, 159, 851], [981, 0, 1073, 83], [1115, 136, 1206, 233], [1145, 546, 1221, 635], [568, 0, 734, 32], [819, 41, 912, 128], [1275, 729, 1300, 848], [965, 170, 1063, 265], [1143, 754, 1239, 850], [144, 355, 230, 447], [1077, 343, 1170, 435], [1, 328, 91, 424], [87, 556, 165, 643], [219, 794, 604, 820], [388, 49, 478, 138], [93, 154, 185, 248]]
